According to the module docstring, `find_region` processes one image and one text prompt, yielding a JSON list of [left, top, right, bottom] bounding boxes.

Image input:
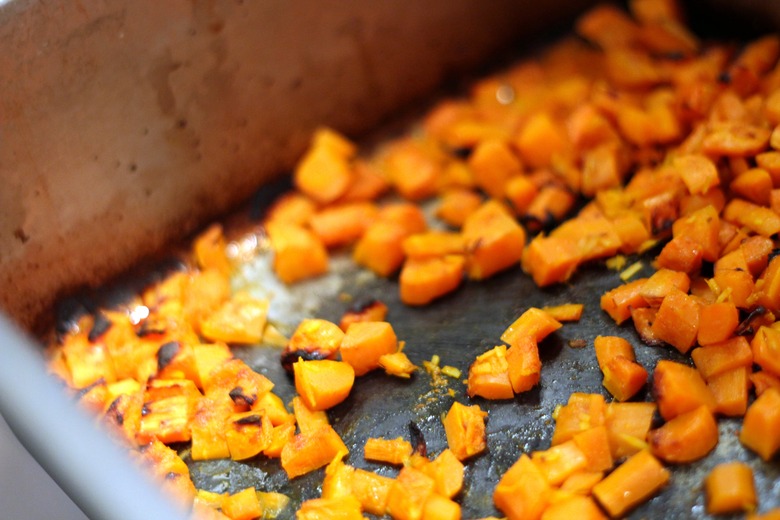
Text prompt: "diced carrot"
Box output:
[[468, 139, 522, 198], [705, 462, 757, 515], [731, 168, 773, 205], [674, 154, 720, 195], [531, 440, 589, 485], [138, 379, 199, 445], [280, 425, 348, 479], [653, 359, 716, 420], [386, 466, 436, 520], [650, 289, 701, 354], [739, 387, 780, 461], [200, 293, 269, 345], [265, 222, 329, 284], [204, 358, 274, 407], [353, 221, 411, 277], [552, 393, 607, 445], [379, 351, 418, 379], [265, 192, 317, 227], [190, 396, 232, 461], [506, 336, 542, 393], [751, 326, 780, 377], [253, 392, 295, 427], [443, 402, 488, 461], [282, 318, 343, 370], [340, 321, 398, 376], [383, 139, 443, 201], [351, 468, 393, 516], [462, 200, 526, 280], [522, 235, 582, 287], [297, 496, 363, 520], [221, 487, 264, 520], [551, 216, 622, 262], [605, 402, 656, 459], [515, 112, 570, 169], [542, 303, 584, 322], [571, 426, 614, 474], [294, 128, 356, 204], [364, 437, 413, 466], [505, 175, 539, 215], [402, 232, 465, 259], [435, 188, 482, 228], [467, 345, 515, 400], [592, 450, 669, 518], [600, 278, 649, 325], [422, 494, 461, 520], [723, 198, 780, 237], [192, 342, 233, 391], [750, 370, 780, 396], [308, 202, 379, 248], [541, 495, 607, 520], [320, 455, 355, 500], [501, 307, 563, 346], [631, 307, 662, 346], [225, 410, 273, 461], [399, 256, 465, 306], [525, 185, 577, 230], [639, 269, 690, 307], [338, 299, 388, 332], [494, 454, 552, 520], [601, 356, 648, 402], [708, 366, 750, 416], [422, 449, 464, 499], [691, 336, 753, 380], [559, 471, 604, 495], [193, 224, 233, 277], [648, 405, 718, 463], [338, 159, 389, 203], [293, 359, 355, 411], [263, 423, 296, 459], [697, 301, 739, 345]]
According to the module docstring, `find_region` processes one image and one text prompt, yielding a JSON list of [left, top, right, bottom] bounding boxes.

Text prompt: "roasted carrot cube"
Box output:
[[708, 366, 750, 417], [386, 466, 437, 520], [691, 336, 753, 380], [443, 402, 488, 461], [600, 278, 649, 325], [697, 301, 739, 346], [592, 450, 669, 518], [422, 493, 461, 520], [705, 462, 757, 515], [422, 449, 464, 499], [501, 307, 563, 346], [265, 222, 329, 283], [293, 359, 355, 411], [648, 405, 718, 463], [494, 454, 552, 520], [297, 496, 363, 520], [462, 200, 526, 280], [751, 326, 780, 377], [552, 393, 607, 445], [653, 359, 716, 420], [340, 321, 398, 376], [605, 402, 655, 459], [364, 437, 413, 466], [532, 440, 588, 485], [399, 255, 465, 306], [308, 201, 379, 248], [522, 235, 582, 287], [468, 139, 522, 198], [435, 188, 483, 228], [351, 468, 393, 516], [281, 425, 348, 479], [650, 289, 700, 354], [739, 387, 780, 461], [506, 336, 542, 393], [294, 128, 356, 204]]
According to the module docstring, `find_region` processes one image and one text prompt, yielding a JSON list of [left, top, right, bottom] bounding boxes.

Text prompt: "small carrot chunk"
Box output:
[[422, 449, 464, 499], [542, 303, 584, 322], [422, 494, 461, 520], [468, 139, 522, 198], [280, 425, 348, 479], [552, 393, 607, 445], [383, 139, 442, 201], [573, 426, 614, 473], [467, 345, 515, 400], [705, 462, 757, 515], [352, 468, 393, 516], [542, 495, 607, 520], [402, 232, 465, 259], [293, 359, 355, 411], [294, 128, 356, 204], [522, 235, 582, 287], [379, 351, 418, 379], [650, 289, 701, 354], [506, 336, 542, 393], [435, 188, 482, 228], [531, 440, 588, 485], [639, 269, 690, 307], [265, 222, 329, 284], [297, 496, 363, 520], [443, 402, 488, 461], [308, 202, 379, 248], [605, 402, 656, 459], [364, 437, 413, 466], [338, 299, 388, 332], [340, 321, 398, 376], [592, 450, 669, 519], [501, 307, 563, 346], [400, 256, 465, 306], [691, 336, 753, 380], [515, 111, 569, 169], [653, 359, 716, 420], [739, 387, 780, 461], [675, 154, 720, 195], [751, 326, 780, 377], [708, 366, 750, 417], [386, 466, 436, 520], [697, 301, 739, 346], [648, 405, 718, 463], [221, 487, 263, 520], [600, 278, 649, 325], [494, 454, 552, 520], [462, 200, 526, 280]]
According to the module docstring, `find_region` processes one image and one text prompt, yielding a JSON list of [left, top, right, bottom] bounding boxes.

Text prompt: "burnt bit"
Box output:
[[229, 386, 256, 407], [281, 349, 331, 373], [137, 315, 168, 337], [74, 378, 106, 401], [735, 306, 766, 336], [568, 339, 587, 349], [141, 403, 152, 417], [234, 414, 263, 426], [717, 71, 732, 85], [106, 399, 125, 426], [408, 421, 427, 457], [449, 146, 473, 160], [157, 341, 181, 371], [768, 248, 780, 263], [13, 227, 30, 244], [88, 312, 113, 343], [339, 298, 389, 330]]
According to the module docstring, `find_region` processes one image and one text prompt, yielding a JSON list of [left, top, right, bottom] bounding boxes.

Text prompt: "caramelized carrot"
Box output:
[[293, 359, 355, 411], [653, 359, 716, 420], [501, 307, 563, 346], [462, 200, 526, 280], [592, 450, 669, 518], [340, 321, 398, 376], [280, 425, 348, 479], [605, 402, 656, 459], [705, 462, 757, 515], [399, 256, 466, 306], [364, 437, 413, 466], [739, 387, 780, 461], [443, 402, 488, 461], [648, 405, 718, 463], [467, 345, 515, 400], [265, 222, 329, 284], [494, 454, 552, 520]]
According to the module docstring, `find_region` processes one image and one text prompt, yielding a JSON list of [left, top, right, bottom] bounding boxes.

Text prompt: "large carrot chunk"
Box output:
[[653, 359, 716, 420], [293, 359, 355, 411], [494, 454, 552, 520], [739, 387, 780, 461], [462, 200, 526, 280], [592, 450, 669, 518]]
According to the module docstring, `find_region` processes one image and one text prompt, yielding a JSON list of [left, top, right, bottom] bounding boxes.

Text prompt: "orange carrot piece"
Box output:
[[292, 396, 329, 435], [731, 168, 773, 206], [468, 139, 523, 198], [353, 221, 411, 277], [422, 494, 461, 520], [605, 402, 656, 459], [542, 495, 607, 520], [750, 370, 780, 396], [379, 351, 418, 379], [705, 462, 758, 515], [422, 449, 464, 499], [655, 235, 704, 274], [739, 387, 780, 461], [751, 326, 780, 377], [522, 235, 582, 287], [351, 468, 393, 516], [531, 440, 589, 485], [572, 426, 614, 473], [691, 336, 753, 380], [293, 359, 354, 412], [294, 128, 356, 204], [674, 154, 720, 195], [505, 175, 539, 215], [399, 256, 465, 306], [338, 299, 389, 332], [386, 466, 436, 520], [364, 437, 413, 466], [697, 301, 739, 346], [708, 366, 750, 417], [653, 359, 716, 420], [338, 159, 389, 203], [297, 496, 363, 520], [603, 356, 648, 402], [650, 289, 701, 354], [600, 278, 649, 325], [542, 303, 584, 322], [402, 232, 465, 259], [462, 200, 526, 280], [221, 487, 263, 520], [639, 269, 691, 307], [308, 202, 379, 248], [225, 410, 273, 461], [467, 345, 515, 400], [723, 198, 780, 237], [671, 204, 721, 262], [383, 139, 442, 201], [648, 405, 718, 463], [340, 321, 398, 376], [283, 318, 343, 370], [594, 335, 635, 365], [265, 222, 329, 284], [506, 336, 542, 393], [515, 112, 569, 169], [280, 425, 348, 479], [501, 307, 563, 346], [559, 471, 605, 495], [494, 454, 552, 520], [552, 393, 607, 445], [435, 188, 482, 228], [592, 450, 669, 518], [443, 402, 488, 461]]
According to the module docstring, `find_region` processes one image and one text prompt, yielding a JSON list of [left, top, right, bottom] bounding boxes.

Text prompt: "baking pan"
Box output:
[[2, 1, 780, 519]]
